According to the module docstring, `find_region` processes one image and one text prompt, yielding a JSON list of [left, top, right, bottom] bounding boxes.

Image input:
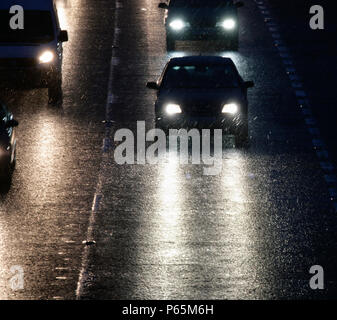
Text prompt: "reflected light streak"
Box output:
[[155, 153, 185, 297], [55, 0, 71, 29], [26, 116, 66, 201], [220, 152, 257, 296], [158, 153, 182, 228]]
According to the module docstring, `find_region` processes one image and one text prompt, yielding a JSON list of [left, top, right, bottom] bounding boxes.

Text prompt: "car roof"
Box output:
[[0, 0, 54, 10], [169, 56, 235, 66]]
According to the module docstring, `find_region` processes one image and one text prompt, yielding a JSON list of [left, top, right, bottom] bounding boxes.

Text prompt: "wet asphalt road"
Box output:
[[0, 0, 336, 300]]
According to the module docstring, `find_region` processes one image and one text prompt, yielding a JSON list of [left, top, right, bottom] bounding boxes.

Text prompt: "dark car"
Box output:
[[0, 0, 69, 104], [0, 101, 18, 180], [158, 0, 244, 51], [146, 56, 254, 146]]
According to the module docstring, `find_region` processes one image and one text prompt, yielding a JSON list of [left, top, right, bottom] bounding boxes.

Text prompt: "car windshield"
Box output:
[[0, 10, 54, 44], [170, 0, 233, 8], [161, 63, 240, 89]]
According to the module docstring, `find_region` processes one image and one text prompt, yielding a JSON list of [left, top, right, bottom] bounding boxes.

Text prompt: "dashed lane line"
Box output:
[[254, 0, 337, 213]]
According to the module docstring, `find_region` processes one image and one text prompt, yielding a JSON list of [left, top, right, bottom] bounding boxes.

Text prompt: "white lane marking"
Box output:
[[289, 74, 301, 81], [286, 67, 296, 73], [92, 194, 102, 212], [75, 0, 120, 299], [271, 33, 281, 39], [103, 137, 111, 153], [301, 108, 312, 116], [308, 127, 320, 136], [312, 139, 325, 148], [320, 162, 334, 171], [325, 175, 337, 184], [280, 52, 291, 58], [291, 82, 303, 89], [256, 0, 337, 212], [295, 90, 307, 97], [305, 118, 316, 126], [316, 150, 329, 159], [329, 188, 337, 198]]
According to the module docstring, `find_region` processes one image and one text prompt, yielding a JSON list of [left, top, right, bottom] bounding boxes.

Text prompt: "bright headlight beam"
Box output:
[[39, 51, 54, 64], [222, 103, 238, 114], [166, 103, 182, 115], [169, 19, 185, 31], [222, 19, 236, 30]]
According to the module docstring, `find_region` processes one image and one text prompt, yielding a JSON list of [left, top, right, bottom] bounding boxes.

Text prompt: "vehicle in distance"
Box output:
[[0, 0, 68, 104], [0, 101, 18, 181], [158, 0, 244, 51], [146, 56, 254, 147]]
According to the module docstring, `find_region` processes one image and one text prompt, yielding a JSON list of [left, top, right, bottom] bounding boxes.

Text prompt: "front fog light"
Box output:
[[222, 103, 238, 114], [39, 51, 54, 64], [221, 19, 236, 30], [169, 19, 185, 31], [166, 103, 182, 115]]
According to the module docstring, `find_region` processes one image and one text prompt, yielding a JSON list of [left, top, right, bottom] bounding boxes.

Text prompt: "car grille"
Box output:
[[190, 19, 216, 28], [0, 58, 37, 68], [188, 104, 216, 116]]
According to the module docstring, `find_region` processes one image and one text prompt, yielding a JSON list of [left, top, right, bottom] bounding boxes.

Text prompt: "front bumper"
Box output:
[[0, 65, 58, 88], [167, 27, 238, 40], [155, 114, 246, 132]]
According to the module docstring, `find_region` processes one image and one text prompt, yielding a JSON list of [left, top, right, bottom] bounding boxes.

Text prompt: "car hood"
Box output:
[[168, 7, 236, 23], [158, 88, 245, 113], [0, 43, 53, 59]]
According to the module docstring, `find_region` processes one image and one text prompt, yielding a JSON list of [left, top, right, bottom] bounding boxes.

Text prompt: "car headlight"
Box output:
[[169, 19, 186, 31], [39, 50, 54, 64], [222, 103, 238, 114], [166, 103, 182, 115], [217, 18, 236, 30]]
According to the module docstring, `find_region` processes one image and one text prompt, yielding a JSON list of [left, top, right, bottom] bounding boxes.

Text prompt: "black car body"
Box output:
[[0, 101, 18, 180], [0, 0, 69, 104], [158, 0, 244, 51], [146, 56, 254, 146]]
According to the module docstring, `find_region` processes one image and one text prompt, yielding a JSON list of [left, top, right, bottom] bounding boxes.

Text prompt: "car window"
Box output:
[[0, 10, 54, 43], [161, 63, 240, 89], [170, 0, 233, 8]]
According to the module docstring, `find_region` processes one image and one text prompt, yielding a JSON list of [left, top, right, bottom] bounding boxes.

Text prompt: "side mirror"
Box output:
[[244, 81, 254, 88], [58, 30, 69, 42], [158, 3, 168, 9], [5, 119, 19, 128], [146, 82, 159, 90], [236, 1, 244, 8]]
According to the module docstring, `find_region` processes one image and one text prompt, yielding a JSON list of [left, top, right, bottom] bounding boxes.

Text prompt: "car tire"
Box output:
[[234, 121, 249, 148], [0, 161, 12, 186], [166, 36, 175, 51], [48, 75, 63, 105]]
